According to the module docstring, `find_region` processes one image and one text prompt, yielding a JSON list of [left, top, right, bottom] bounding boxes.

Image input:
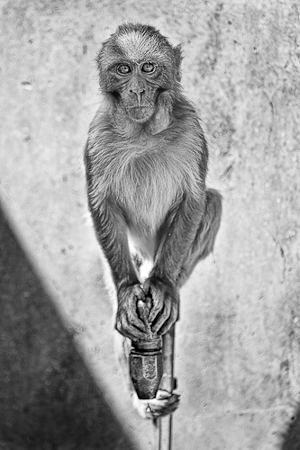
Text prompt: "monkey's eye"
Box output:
[[117, 64, 131, 75], [141, 62, 156, 74]]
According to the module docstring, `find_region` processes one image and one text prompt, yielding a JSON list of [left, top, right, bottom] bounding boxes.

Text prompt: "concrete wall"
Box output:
[[1, 1, 300, 449]]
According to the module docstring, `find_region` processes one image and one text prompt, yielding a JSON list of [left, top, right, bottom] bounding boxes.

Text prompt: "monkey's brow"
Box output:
[[134, 60, 157, 67]]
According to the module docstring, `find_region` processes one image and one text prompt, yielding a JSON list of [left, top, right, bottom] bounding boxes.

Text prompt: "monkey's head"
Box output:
[[97, 23, 182, 124]]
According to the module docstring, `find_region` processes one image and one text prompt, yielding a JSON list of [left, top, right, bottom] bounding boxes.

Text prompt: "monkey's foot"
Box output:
[[133, 389, 180, 419]]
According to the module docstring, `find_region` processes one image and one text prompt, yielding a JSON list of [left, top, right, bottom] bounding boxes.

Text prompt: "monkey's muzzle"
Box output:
[[126, 105, 154, 122]]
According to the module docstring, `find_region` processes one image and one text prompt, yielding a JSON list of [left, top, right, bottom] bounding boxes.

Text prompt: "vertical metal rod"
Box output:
[[154, 325, 175, 450]]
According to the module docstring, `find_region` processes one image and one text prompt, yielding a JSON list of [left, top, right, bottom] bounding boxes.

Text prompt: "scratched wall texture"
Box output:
[[0, 1, 300, 449]]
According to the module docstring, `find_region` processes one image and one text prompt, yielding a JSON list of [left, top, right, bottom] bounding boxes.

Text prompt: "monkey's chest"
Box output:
[[120, 174, 177, 260], [114, 158, 183, 235], [120, 173, 177, 231]]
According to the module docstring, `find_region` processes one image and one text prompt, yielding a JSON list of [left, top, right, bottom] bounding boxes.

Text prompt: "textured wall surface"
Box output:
[[1, 1, 300, 449]]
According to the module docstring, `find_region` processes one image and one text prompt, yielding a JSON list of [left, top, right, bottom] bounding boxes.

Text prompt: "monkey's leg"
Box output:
[[177, 188, 222, 288]]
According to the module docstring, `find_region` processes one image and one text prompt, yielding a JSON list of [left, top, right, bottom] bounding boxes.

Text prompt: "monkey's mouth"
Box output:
[[126, 105, 155, 123]]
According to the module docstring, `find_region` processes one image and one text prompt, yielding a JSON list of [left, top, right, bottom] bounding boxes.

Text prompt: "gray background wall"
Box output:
[[0, 1, 300, 449]]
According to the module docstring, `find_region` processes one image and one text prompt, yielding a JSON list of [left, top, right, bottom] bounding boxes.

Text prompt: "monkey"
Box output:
[[84, 23, 222, 418]]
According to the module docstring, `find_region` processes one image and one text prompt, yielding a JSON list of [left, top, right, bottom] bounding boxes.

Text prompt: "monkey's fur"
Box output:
[[85, 23, 222, 418]]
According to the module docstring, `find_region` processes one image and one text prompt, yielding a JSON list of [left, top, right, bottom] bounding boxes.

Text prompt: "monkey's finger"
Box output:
[[152, 399, 180, 413], [151, 301, 171, 334], [127, 311, 148, 333], [154, 401, 180, 417], [115, 320, 136, 340], [148, 395, 180, 416], [116, 317, 147, 341], [155, 393, 180, 406], [122, 326, 148, 341], [155, 390, 179, 400], [148, 308, 163, 324], [158, 319, 174, 336], [132, 284, 146, 300], [148, 294, 164, 323], [156, 390, 172, 400], [127, 295, 148, 331], [148, 393, 180, 406], [158, 303, 178, 335], [125, 323, 149, 340]]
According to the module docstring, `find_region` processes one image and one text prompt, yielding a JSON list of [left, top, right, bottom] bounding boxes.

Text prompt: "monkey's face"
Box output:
[[108, 61, 169, 123], [97, 24, 182, 124]]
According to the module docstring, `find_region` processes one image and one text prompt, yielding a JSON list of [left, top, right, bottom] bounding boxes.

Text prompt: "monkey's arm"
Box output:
[[89, 197, 150, 340], [144, 194, 206, 334], [85, 142, 149, 341]]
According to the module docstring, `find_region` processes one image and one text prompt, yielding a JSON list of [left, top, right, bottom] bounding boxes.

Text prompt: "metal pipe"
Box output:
[[155, 325, 175, 450]]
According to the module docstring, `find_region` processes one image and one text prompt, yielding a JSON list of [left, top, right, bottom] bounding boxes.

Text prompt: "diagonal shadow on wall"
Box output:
[[0, 204, 136, 450]]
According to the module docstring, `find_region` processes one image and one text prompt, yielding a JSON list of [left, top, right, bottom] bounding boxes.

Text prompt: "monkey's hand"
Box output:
[[142, 278, 179, 335], [116, 285, 149, 341]]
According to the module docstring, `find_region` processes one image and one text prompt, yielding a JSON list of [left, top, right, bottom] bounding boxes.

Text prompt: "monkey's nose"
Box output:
[[129, 88, 145, 96], [129, 88, 145, 105]]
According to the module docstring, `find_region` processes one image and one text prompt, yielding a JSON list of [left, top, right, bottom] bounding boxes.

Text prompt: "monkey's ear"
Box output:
[[174, 44, 183, 81]]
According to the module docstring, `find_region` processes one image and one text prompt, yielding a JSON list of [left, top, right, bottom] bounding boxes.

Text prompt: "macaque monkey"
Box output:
[[85, 23, 222, 418]]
